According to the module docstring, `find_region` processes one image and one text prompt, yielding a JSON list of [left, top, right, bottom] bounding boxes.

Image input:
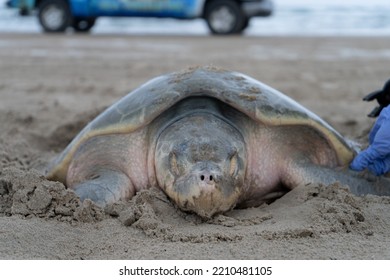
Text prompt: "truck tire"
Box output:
[[38, 0, 71, 32], [73, 17, 96, 32], [204, 0, 246, 35], [241, 17, 250, 31]]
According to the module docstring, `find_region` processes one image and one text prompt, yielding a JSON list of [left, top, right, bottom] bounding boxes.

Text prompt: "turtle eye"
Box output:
[[169, 152, 180, 176], [229, 152, 239, 177]]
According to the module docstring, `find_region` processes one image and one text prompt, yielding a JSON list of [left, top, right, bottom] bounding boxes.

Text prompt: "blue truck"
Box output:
[[6, 0, 273, 34]]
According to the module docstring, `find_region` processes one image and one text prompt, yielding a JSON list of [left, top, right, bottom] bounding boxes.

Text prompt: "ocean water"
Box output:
[[0, 0, 390, 36]]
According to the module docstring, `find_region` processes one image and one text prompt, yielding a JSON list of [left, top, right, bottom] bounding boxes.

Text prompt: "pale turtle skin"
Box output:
[[47, 66, 390, 218]]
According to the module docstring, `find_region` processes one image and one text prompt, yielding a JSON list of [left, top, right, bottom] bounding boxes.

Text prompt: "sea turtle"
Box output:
[[46, 66, 390, 218]]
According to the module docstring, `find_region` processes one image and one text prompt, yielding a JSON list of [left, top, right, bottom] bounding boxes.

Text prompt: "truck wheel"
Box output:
[[38, 0, 71, 32], [73, 18, 96, 32], [241, 17, 250, 31], [204, 0, 245, 35]]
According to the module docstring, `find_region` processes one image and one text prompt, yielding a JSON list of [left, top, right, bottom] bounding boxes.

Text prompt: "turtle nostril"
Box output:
[[200, 174, 214, 182]]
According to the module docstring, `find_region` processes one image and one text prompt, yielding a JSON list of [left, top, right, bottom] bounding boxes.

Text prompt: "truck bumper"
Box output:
[[242, 0, 273, 17]]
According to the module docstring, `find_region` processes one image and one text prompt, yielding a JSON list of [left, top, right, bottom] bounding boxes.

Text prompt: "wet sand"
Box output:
[[1, 34, 390, 259]]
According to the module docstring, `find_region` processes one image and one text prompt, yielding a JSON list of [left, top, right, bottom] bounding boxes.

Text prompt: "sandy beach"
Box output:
[[1, 33, 390, 259]]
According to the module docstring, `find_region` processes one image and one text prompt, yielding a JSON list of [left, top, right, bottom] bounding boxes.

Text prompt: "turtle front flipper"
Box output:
[[72, 169, 134, 207], [282, 162, 390, 197]]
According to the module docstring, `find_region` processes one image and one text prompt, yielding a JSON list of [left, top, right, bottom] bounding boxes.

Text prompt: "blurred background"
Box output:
[[1, 0, 390, 36]]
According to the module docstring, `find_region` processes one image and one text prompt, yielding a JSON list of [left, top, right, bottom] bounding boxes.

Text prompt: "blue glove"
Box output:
[[350, 106, 390, 175]]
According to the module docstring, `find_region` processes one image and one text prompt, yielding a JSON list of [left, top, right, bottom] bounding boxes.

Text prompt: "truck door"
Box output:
[[88, 0, 199, 18]]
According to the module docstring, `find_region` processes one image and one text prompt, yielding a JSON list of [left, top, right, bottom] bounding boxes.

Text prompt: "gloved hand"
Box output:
[[350, 106, 390, 175]]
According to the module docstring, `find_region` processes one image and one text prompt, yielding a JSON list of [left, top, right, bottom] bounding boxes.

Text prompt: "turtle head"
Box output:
[[155, 115, 246, 218]]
